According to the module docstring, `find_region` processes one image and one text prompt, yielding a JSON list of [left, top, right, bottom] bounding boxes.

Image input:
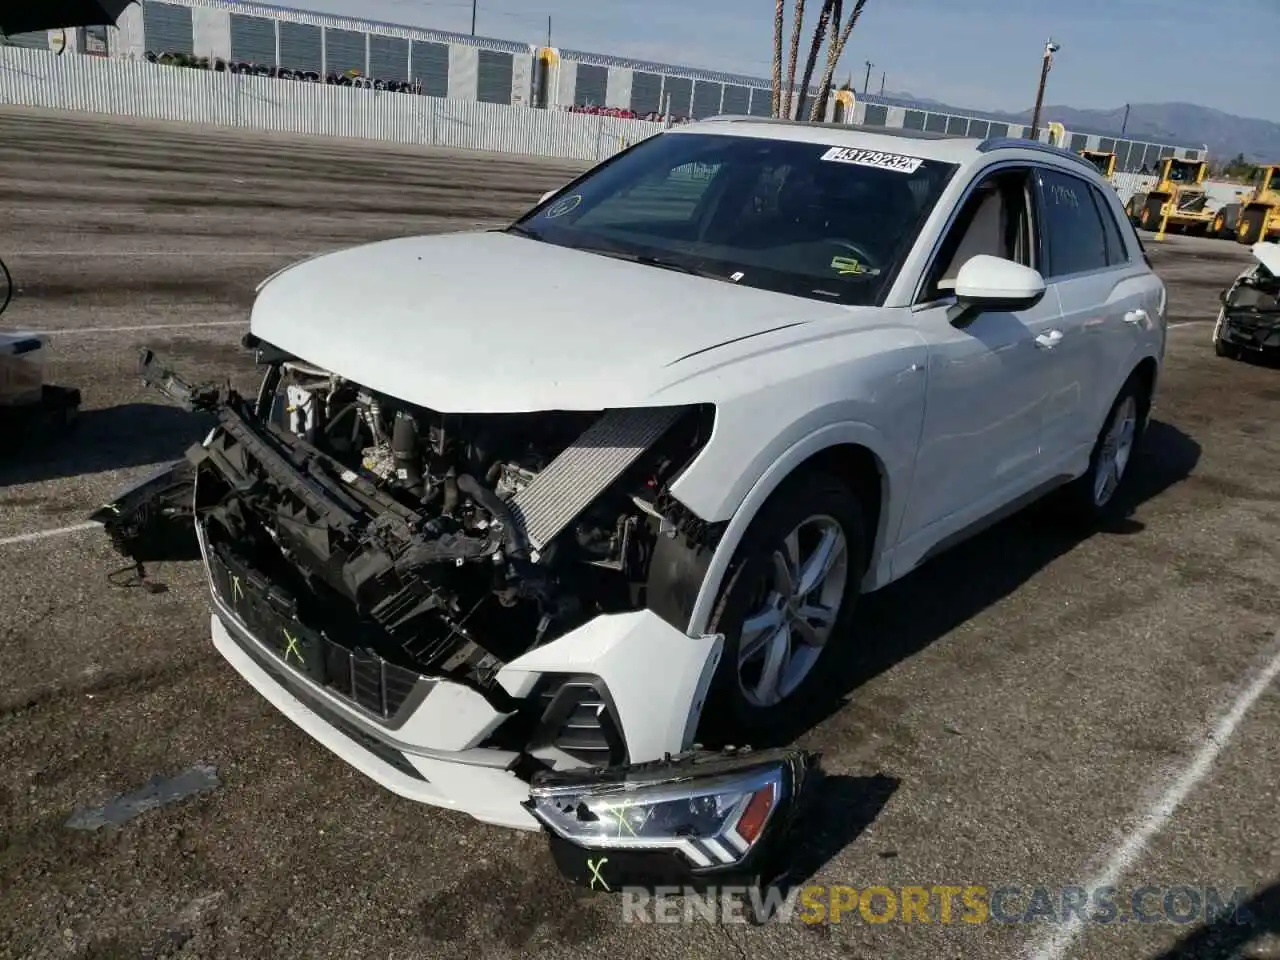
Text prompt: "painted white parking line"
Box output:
[[31, 321, 245, 335], [0, 521, 101, 547], [1168, 321, 1213, 329], [1025, 626, 1280, 960]]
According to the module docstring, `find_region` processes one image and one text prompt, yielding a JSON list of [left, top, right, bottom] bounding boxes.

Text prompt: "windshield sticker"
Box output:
[[820, 146, 923, 174], [830, 256, 880, 276], [543, 194, 582, 218]]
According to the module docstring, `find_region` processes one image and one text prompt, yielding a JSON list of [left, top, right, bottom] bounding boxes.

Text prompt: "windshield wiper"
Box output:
[[581, 247, 727, 281], [503, 223, 544, 241]]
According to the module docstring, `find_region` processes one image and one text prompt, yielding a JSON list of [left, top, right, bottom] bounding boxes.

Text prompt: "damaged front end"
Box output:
[[1216, 246, 1280, 354], [92, 341, 819, 884]]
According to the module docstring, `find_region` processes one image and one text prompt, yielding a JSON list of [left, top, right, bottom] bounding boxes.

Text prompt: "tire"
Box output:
[[1214, 335, 1240, 359], [1057, 376, 1149, 521], [1237, 209, 1266, 245], [697, 471, 867, 744], [1140, 197, 1165, 232]]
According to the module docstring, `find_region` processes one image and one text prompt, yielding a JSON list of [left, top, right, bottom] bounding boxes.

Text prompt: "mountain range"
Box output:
[[884, 92, 1280, 161]]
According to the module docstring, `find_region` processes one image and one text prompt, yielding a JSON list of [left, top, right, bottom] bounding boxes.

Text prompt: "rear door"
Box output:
[[1032, 165, 1157, 465]]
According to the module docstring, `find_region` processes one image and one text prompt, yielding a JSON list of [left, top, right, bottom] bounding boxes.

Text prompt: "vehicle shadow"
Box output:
[[0, 402, 213, 488], [750, 772, 900, 919], [1150, 878, 1279, 959], [759, 417, 1203, 744]]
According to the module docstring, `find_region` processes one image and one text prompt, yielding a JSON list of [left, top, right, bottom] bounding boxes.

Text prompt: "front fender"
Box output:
[[684, 418, 902, 638]]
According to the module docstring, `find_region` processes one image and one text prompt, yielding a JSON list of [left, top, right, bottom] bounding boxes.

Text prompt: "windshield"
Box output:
[[509, 132, 959, 306]]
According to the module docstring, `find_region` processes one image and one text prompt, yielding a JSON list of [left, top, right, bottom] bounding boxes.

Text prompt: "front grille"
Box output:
[[219, 612, 427, 782], [206, 538, 429, 723]]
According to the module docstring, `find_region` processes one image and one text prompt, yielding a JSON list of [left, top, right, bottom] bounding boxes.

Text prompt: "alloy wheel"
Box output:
[[1093, 395, 1138, 507], [736, 515, 849, 709]]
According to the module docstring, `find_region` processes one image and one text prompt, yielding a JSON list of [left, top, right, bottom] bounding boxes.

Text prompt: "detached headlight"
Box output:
[[524, 747, 818, 891]]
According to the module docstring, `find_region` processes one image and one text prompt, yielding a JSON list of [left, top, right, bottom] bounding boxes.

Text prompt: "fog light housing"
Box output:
[[524, 747, 818, 891]]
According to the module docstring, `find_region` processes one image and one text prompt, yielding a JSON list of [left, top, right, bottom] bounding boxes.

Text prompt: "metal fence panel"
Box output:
[[410, 41, 448, 97], [325, 28, 366, 77], [691, 80, 722, 119], [0, 46, 665, 163], [229, 14, 275, 66], [279, 22, 321, 74], [143, 1, 194, 55], [369, 35, 409, 84], [476, 49, 513, 105], [1, 32, 49, 50], [573, 63, 608, 107]]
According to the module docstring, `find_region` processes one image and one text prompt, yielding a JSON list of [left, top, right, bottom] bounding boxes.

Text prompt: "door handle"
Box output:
[[1124, 309, 1148, 325], [1034, 329, 1064, 349]]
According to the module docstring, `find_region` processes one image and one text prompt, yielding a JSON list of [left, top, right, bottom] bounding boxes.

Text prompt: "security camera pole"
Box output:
[[1028, 38, 1060, 142]]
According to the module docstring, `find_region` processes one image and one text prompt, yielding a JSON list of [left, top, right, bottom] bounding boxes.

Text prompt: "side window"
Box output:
[[1089, 184, 1131, 266], [919, 167, 1033, 303], [1035, 168, 1109, 278]]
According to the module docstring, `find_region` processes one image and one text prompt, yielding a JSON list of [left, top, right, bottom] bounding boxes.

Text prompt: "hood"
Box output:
[[1254, 242, 1280, 277], [249, 231, 845, 412]]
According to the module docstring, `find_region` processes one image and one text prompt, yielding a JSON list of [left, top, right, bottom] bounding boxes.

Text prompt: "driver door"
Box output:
[[897, 166, 1065, 546]]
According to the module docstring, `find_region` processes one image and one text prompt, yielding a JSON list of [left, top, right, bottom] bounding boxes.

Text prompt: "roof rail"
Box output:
[[696, 115, 960, 140], [977, 136, 1099, 172]]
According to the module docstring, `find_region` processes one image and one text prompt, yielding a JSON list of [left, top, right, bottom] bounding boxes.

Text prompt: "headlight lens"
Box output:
[[525, 748, 815, 873]]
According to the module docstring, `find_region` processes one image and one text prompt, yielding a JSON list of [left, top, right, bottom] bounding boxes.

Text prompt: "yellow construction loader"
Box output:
[[1125, 157, 1216, 235], [1208, 165, 1280, 244], [1079, 149, 1117, 179]]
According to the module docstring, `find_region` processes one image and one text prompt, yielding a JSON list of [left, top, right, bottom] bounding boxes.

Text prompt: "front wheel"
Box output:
[[698, 471, 867, 744]]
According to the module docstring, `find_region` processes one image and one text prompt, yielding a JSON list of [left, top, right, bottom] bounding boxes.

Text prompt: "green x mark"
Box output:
[[282, 629, 303, 664]]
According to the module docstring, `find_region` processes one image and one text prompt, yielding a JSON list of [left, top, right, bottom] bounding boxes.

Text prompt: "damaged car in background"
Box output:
[[94, 118, 1168, 891], [1212, 241, 1280, 361]]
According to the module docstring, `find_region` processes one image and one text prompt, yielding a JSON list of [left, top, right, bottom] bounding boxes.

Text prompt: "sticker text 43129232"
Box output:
[[820, 146, 923, 174]]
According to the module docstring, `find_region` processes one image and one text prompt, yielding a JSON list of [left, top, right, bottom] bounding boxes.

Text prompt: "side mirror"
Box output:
[[950, 255, 1046, 327]]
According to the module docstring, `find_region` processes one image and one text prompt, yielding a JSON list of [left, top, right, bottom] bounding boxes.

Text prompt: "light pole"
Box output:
[[1027, 38, 1059, 142], [863, 60, 873, 95], [470, 0, 477, 35]]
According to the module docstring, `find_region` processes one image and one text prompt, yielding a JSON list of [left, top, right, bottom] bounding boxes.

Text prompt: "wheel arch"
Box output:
[[1128, 354, 1159, 421], [670, 425, 893, 639]]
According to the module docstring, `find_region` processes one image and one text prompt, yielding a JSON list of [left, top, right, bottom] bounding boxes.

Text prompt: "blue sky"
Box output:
[[258, 0, 1276, 122]]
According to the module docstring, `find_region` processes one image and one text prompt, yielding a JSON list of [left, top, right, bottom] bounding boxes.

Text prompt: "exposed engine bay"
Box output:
[[111, 343, 719, 709]]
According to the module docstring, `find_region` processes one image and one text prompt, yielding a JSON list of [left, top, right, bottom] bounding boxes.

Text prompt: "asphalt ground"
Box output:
[[1, 107, 1278, 960]]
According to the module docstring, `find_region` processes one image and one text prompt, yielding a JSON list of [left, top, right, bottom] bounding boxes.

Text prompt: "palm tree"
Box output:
[[810, 0, 870, 121], [770, 0, 786, 117], [781, 0, 805, 119], [794, 0, 835, 121]]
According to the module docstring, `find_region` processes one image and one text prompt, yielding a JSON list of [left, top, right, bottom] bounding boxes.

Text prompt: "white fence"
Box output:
[[0, 45, 666, 162]]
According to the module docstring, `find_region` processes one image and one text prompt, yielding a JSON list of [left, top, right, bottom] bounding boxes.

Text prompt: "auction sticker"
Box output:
[[820, 146, 923, 174], [543, 194, 582, 218]]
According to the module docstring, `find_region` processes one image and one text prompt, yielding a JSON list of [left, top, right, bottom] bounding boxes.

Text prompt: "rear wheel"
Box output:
[[698, 471, 867, 744], [1057, 376, 1148, 521]]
